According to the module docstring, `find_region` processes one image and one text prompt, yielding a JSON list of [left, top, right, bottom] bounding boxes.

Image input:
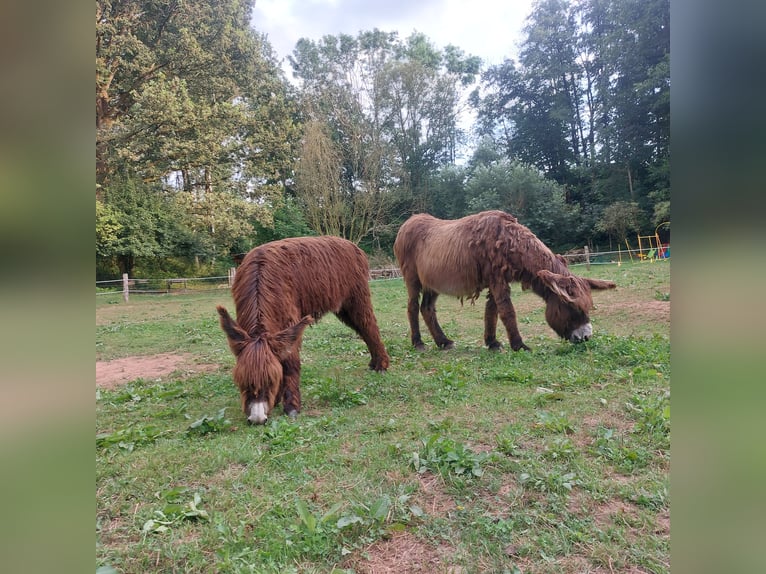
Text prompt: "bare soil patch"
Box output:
[[96, 353, 219, 390], [345, 531, 457, 573], [608, 299, 670, 323], [415, 474, 457, 517]]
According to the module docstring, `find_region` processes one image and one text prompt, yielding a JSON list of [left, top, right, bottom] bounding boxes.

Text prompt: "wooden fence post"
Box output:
[[228, 267, 236, 287], [122, 273, 129, 302], [584, 246, 590, 270]]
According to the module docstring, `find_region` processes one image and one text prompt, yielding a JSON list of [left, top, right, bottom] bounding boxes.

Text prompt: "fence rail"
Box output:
[[96, 246, 668, 301]]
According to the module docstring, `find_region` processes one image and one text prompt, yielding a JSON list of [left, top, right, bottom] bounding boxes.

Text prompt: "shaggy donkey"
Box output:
[[217, 236, 389, 424], [393, 211, 616, 351]]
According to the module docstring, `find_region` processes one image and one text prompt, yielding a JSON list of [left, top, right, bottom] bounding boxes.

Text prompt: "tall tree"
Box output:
[[96, 0, 300, 270], [474, 0, 670, 239], [290, 29, 480, 228], [378, 33, 480, 209]]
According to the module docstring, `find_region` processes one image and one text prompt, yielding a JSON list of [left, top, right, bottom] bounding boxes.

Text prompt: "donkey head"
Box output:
[[217, 306, 312, 424], [536, 270, 615, 342]]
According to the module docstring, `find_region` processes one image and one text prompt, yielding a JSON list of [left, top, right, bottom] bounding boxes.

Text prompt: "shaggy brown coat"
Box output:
[[217, 236, 389, 423], [393, 211, 615, 351]]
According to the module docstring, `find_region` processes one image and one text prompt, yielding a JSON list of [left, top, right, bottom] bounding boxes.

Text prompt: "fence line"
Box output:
[[96, 247, 668, 300], [96, 275, 229, 285]]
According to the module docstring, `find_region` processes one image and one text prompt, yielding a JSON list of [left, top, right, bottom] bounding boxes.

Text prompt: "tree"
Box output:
[[378, 33, 480, 209], [289, 29, 480, 229], [294, 119, 345, 238], [96, 198, 122, 258], [465, 159, 583, 248], [595, 201, 645, 247], [474, 0, 669, 241], [96, 0, 300, 269], [293, 119, 389, 244], [98, 176, 198, 277], [97, 0, 270, 182], [580, 0, 670, 207], [427, 165, 469, 219]]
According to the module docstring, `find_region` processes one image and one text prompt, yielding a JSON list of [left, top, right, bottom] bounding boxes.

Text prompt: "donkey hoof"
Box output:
[[487, 341, 503, 352], [441, 342, 455, 350], [414, 343, 427, 351], [286, 409, 298, 420]]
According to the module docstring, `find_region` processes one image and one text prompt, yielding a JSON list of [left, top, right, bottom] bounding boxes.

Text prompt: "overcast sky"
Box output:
[[252, 0, 536, 74]]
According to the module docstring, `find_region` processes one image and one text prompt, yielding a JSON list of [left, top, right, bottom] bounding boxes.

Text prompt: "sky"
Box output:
[[251, 0, 536, 76]]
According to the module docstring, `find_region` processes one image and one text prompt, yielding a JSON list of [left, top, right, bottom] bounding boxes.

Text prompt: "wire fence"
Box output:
[[96, 247, 668, 300]]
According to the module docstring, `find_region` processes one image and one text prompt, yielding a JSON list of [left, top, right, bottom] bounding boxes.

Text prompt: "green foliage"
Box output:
[[626, 391, 671, 442], [96, 424, 167, 452], [288, 493, 418, 561], [186, 408, 232, 436], [97, 0, 670, 266], [654, 290, 670, 301], [250, 196, 315, 246], [411, 434, 488, 478], [465, 158, 583, 246], [596, 201, 646, 243], [290, 29, 480, 224], [97, 0, 298, 269], [142, 488, 210, 535], [475, 0, 670, 241], [96, 199, 122, 257], [592, 427, 652, 474], [534, 411, 576, 435], [96, 175, 203, 276], [519, 468, 581, 494]]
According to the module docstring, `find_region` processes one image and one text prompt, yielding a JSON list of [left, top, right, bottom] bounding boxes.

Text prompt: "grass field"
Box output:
[[96, 260, 670, 573]]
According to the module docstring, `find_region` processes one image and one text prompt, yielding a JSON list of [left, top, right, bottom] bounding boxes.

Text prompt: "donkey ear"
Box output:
[[217, 306, 251, 356], [269, 316, 314, 360], [537, 270, 576, 305], [585, 277, 616, 290]]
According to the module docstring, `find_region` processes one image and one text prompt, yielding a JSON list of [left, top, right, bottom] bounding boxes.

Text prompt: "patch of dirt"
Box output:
[[96, 353, 219, 390], [414, 474, 456, 517], [554, 556, 612, 574], [593, 498, 638, 530], [602, 299, 670, 329], [345, 531, 458, 574], [655, 508, 670, 536], [574, 412, 636, 449]]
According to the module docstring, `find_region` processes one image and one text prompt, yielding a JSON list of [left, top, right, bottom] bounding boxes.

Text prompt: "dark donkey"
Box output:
[[393, 211, 616, 351], [217, 236, 389, 424]]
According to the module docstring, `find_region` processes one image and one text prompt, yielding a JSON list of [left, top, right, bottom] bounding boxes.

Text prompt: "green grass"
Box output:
[[97, 260, 670, 573]]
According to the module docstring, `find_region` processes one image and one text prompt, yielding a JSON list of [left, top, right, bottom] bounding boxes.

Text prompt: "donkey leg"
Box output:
[[490, 282, 530, 351], [405, 282, 426, 350], [336, 303, 390, 372], [420, 290, 454, 349], [484, 293, 503, 351], [280, 355, 302, 418]]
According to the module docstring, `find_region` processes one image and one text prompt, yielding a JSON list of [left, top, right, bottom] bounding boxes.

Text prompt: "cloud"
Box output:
[[252, 0, 533, 67]]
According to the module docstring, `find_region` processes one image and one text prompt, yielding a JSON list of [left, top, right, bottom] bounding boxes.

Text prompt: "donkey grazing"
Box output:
[[393, 211, 615, 351], [217, 236, 389, 424]]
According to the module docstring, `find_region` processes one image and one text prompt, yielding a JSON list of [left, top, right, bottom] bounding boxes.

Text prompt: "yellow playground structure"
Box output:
[[623, 222, 670, 262]]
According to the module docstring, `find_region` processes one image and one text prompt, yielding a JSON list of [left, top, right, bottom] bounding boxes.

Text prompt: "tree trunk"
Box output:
[[117, 254, 135, 278]]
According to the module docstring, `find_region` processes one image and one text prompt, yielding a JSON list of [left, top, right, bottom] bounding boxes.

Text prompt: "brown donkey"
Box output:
[[217, 236, 389, 424], [394, 211, 615, 351]]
